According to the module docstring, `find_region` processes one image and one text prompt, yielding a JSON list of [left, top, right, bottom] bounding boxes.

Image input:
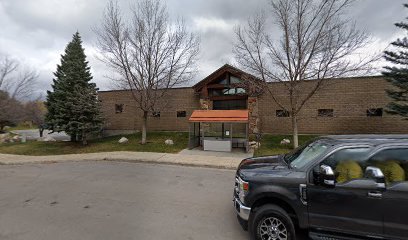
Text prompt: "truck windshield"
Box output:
[[285, 140, 329, 169]]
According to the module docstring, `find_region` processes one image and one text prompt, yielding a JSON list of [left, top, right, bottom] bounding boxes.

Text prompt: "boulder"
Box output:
[[249, 141, 261, 149], [165, 139, 174, 145], [118, 137, 129, 144], [0, 133, 10, 140], [12, 135, 20, 141], [280, 139, 291, 145]]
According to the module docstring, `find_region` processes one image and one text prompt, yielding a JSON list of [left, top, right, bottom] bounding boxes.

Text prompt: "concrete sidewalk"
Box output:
[[0, 151, 248, 169]]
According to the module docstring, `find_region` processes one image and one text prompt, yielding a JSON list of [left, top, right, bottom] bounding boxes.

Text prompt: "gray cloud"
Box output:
[[0, 0, 406, 97]]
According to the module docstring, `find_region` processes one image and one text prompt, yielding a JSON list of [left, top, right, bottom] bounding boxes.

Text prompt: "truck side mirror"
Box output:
[[319, 165, 336, 187], [364, 166, 386, 189]]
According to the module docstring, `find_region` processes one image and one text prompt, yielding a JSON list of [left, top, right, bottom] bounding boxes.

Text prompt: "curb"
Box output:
[[0, 158, 238, 170], [0, 156, 239, 170]]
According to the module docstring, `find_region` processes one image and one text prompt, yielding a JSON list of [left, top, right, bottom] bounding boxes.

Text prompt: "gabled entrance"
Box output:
[[192, 64, 261, 136]]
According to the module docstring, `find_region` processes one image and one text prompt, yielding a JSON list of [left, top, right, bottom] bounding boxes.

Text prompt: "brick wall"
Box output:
[[258, 76, 408, 134], [99, 88, 200, 132], [99, 76, 408, 134]]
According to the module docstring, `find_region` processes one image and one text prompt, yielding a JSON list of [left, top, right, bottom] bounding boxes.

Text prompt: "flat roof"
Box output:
[[189, 110, 249, 123]]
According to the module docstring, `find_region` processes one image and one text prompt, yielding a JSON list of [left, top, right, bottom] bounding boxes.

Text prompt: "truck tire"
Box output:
[[249, 204, 296, 240]]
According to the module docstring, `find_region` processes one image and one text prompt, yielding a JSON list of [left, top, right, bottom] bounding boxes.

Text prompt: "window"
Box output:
[[367, 108, 383, 117], [318, 109, 334, 117], [367, 148, 408, 184], [217, 78, 228, 85], [216, 75, 241, 85], [321, 148, 371, 184], [152, 111, 161, 118], [236, 88, 246, 94], [115, 104, 124, 114], [276, 110, 290, 117], [286, 140, 330, 169], [177, 111, 186, 118], [230, 76, 241, 84], [213, 99, 247, 110], [209, 88, 247, 97], [223, 88, 236, 95]]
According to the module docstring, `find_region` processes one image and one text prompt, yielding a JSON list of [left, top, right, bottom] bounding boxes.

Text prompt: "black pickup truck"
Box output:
[[233, 135, 408, 240]]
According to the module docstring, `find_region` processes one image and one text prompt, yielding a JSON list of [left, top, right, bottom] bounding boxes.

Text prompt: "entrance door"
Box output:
[[307, 147, 384, 237]]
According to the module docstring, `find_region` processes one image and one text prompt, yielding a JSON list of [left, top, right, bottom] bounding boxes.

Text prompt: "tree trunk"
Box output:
[[291, 114, 299, 149], [70, 134, 76, 142], [82, 130, 87, 145], [141, 111, 148, 145], [39, 128, 44, 137]]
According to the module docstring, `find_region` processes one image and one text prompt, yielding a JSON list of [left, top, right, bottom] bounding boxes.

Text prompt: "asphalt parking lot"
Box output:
[[0, 162, 248, 240]]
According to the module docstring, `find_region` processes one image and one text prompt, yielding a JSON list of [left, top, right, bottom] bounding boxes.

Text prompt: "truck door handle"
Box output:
[[368, 191, 382, 199]]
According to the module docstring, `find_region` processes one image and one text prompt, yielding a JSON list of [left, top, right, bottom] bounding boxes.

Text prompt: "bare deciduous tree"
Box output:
[[24, 99, 47, 136], [0, 55, 38, 100], [234, 0, 378, 148], [95, 0, 199, 144], [0, 90, 24, 132]]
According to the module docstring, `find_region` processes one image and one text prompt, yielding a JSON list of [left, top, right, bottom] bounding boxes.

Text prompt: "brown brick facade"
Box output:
[[98, 76, 408, 135], [99, 88, 200, 132]]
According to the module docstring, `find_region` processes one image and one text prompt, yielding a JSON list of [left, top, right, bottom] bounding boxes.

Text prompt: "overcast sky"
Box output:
[[0, 0, 407, 98]]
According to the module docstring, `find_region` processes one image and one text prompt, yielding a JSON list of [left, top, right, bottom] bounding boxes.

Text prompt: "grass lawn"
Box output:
[[0, 132, 188, 156], [254, 134, 318, 157]]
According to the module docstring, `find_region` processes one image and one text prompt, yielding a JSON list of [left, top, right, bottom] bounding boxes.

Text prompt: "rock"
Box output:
[[165, 139, 174, 145], [280, 139, 291, 145], [249, 141, 261, 149], [37, 136, 56, 142], [0, 133, 10, 139], [118, 137, 129, 144], [12, 135, 20, 141]]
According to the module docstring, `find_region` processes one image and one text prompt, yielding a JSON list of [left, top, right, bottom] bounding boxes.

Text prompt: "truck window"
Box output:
[[321, 148, 371, 184], [367, 148, 408, 184], [287, 141, 329, 169]]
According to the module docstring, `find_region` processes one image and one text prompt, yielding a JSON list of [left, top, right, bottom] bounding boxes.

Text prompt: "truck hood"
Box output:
[[237, 155, 299, 180]]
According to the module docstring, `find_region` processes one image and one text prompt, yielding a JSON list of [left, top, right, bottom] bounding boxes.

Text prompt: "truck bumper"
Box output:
[[233, 197, 251, 221]]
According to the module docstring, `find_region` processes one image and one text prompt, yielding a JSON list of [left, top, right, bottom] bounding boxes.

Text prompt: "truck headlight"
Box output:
[[240, 181, 249, 192], [236, 177, 249, 203]]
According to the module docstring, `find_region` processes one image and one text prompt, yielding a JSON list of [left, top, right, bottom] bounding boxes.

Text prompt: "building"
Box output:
[[98, 64, 407, 136]]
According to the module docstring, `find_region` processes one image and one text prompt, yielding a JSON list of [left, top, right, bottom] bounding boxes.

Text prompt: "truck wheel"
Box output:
[[249, 204, 296, 240]]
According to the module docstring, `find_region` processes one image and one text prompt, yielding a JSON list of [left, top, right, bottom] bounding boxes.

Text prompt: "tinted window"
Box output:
[[177, 111, 186, 118], [318, 109, 334, 117], [367, 108, 383, 117], [276, 110, 290, 117], [213, 100, 247, 110], [368, 148, 408, 184], [152, 111, 160, 118], [322, 148, 371, 183], [115, 104, 124, 113]]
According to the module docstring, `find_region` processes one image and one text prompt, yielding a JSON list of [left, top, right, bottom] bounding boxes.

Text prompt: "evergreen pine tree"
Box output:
[[382, 4, 408, 120], [46, 32, 102, 144]]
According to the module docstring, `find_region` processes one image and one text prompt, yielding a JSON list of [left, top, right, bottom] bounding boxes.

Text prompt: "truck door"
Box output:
[[368, 147, 408, 239], [307, 147, 384, 237]]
